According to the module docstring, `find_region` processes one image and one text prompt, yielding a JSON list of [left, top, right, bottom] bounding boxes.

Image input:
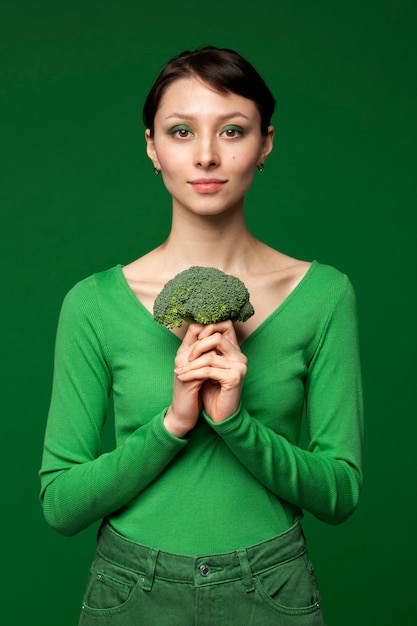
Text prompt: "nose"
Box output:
[[194, 136, 219, 168]]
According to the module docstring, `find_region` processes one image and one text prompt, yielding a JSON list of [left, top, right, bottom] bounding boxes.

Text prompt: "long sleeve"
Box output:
[[203, 274, 364, 524], [40, 263, 364, 554], [39, 278, 187, 536]]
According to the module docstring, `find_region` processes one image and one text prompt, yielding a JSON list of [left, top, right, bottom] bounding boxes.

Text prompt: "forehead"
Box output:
[[155, 76, 260, 121]]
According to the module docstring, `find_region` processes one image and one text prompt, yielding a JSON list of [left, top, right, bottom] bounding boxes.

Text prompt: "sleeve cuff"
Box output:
[[202, 403, 243, 433], [153, 409, 190, 447]]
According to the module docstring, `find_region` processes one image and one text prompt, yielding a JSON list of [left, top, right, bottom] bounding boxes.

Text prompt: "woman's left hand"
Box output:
[[174, 320, 247, 423]]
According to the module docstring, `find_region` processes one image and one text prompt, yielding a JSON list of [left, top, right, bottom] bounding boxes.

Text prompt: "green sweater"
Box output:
[[39, 261, 363, 554]]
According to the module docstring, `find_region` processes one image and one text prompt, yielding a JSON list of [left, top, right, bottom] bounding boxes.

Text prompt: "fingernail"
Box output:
[[174, 366, 183, 373]]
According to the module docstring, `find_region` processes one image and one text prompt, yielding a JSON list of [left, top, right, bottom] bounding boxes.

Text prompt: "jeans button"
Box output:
[[199, 564, 211, 577]]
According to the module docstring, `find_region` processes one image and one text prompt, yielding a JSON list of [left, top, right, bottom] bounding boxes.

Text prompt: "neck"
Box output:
[[159, 205, 260, 274]]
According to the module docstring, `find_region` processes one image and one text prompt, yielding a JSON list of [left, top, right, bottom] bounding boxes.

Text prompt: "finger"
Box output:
[[176, 363, 247, 388], [184, 322, 206, 342], [176, 323, 205, 356], [176, 353, 247, 381], [174, 349, 218, 373], [198, 320, 240, 348], [197, 320, 233, 336], [188, 332, 242, 361]]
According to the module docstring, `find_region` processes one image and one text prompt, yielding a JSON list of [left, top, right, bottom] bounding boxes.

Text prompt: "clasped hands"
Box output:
[[164, 321, 248, 438]]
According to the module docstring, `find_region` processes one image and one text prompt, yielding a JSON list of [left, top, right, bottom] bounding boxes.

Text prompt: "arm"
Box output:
[[39, 280, 187, 536], [203, 277, 364, 524]]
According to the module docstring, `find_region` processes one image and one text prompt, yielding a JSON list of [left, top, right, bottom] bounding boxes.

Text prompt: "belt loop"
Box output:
[[142, 547, 159, 592], [236, 549, 255, 593]]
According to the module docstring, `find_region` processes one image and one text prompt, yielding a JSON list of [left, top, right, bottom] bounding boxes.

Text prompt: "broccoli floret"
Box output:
[[153, 266, 255, 328]]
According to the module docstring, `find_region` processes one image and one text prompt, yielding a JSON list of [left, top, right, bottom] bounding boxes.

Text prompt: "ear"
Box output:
[[145, 129, 161, 170], [260, 125, 274, 162]]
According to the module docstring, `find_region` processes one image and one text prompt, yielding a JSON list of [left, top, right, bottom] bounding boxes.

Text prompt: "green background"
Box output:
[[1, 1, 416, 623]]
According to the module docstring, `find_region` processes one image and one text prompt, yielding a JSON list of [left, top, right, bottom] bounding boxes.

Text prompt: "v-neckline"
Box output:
[[115, 260, 318, 348]]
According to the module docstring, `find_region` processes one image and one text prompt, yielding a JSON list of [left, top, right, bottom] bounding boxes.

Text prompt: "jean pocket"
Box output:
[[254, 552, 322, 616], [81, 555, 139, 614]]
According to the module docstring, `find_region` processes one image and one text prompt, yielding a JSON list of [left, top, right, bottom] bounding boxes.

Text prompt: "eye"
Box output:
[[168, 125, 193, 139], [220, 125, 244, 138]]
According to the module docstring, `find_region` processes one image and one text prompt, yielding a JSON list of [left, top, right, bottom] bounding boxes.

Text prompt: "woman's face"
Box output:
[[146, 76, 273, 218]]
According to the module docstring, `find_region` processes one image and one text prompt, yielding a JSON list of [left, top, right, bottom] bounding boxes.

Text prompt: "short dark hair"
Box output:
[[143, 46, 276, 137]]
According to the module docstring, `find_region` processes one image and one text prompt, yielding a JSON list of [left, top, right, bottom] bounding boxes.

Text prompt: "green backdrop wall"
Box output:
[[2, 1, 416, 624]]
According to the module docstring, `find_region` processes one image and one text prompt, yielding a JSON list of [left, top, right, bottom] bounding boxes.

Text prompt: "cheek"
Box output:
[[229, 143, 260, 168], [157, 147, 188, 175], [230, 154, 258, 178], [227, 158, 257, 197]]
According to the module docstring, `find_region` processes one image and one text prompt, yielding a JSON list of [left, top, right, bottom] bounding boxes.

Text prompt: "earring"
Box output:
[[257, 163, 264, 172], [154, 167, 160, 175]]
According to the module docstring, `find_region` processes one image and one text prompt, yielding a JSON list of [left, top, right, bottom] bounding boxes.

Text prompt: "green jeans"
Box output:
[[79, 520, 325, 625]]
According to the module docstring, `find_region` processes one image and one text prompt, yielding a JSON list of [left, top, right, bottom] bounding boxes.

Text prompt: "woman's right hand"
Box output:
[[164, 324, 206, 438]]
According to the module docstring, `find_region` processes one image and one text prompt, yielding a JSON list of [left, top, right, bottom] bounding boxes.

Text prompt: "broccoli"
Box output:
[[153, 266, 255, 328]]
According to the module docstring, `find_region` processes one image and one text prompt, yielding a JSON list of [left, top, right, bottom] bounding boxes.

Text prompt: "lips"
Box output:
[[188, 178, 227, 193]]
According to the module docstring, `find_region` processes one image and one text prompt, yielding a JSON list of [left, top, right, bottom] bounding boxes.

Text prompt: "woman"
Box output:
[[39, 47, 363, 625]]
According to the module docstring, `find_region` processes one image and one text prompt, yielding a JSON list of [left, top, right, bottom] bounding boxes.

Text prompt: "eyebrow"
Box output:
[[164, 111, 250, 121]]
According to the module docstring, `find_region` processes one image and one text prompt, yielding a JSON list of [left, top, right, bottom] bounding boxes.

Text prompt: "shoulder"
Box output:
[[60, 266, 122, 315], [66, 265, 121, 295], [304, 262, 359, 333], [254, 247, 354, 301], [309, 261, 356, 301]]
